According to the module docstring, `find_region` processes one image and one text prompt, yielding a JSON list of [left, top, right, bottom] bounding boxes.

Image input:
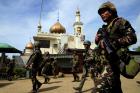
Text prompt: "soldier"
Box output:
[[52, 58, 58, 79], [40, 51, 51, 84], [93, 1, 137, 93], [25, 42, 43, 93], [7, 59, 15, 81], [73, 40, 94, 92], [71, 51, 80, 82]]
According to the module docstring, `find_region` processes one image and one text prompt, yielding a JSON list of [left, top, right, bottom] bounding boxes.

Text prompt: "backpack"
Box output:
[[120, 56, 140, 79]]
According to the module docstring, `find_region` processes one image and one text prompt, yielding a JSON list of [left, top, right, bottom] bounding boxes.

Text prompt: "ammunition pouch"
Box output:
[[117, 48, 131, 65], [117, 48, 140, 79], [120, 57, 140, 79]]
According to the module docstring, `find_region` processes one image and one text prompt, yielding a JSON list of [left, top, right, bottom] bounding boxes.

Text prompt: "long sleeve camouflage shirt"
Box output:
[[95, 17, 137, 50]]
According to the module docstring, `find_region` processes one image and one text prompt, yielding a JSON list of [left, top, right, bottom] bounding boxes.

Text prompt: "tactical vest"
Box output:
[[102, 17, 136, 64]]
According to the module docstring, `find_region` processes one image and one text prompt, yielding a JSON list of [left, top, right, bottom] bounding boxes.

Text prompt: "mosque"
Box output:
[[24, 9, 96, 55], [19, 9, 97, 74]]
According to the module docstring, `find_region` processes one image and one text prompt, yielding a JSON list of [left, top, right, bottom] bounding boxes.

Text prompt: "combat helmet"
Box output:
[[83, 40, 91, 45], [44, 51, 49, 56], [98, 1, 117, 16], [34, 41, 40, 48]]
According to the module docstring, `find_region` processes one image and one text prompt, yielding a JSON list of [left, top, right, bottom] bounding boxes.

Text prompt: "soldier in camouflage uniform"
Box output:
[[71, 51, 80, 82], [7, 59, 15, 81], [93, 1, 137, 93], [26, 42, 43, 93], [73, 40, 94, 92], [40, 51, 51, 84], [52, 58, 59, 79]]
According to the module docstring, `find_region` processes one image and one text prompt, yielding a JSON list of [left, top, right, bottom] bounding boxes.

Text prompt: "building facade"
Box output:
[[33, 9, 96, 54]]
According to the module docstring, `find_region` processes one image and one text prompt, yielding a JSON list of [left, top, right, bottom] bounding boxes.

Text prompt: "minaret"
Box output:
[[73, 8, 83, 36], [73, 8, 85, 49]]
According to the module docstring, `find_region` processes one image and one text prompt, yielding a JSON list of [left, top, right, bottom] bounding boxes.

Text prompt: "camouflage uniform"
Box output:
[[93, 1, 137, 93], [92, 48, 114, 93], [73, 40, 94, 92], [71, 52, 80, 82], [26, 42, 43, 93], [52, 58, 59, 78], [40, 52, 51, 83], [7, 59, 15, 81], [82, 47, 93, 79]]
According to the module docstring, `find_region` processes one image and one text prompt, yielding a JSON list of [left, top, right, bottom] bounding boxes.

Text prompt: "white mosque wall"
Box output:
[[40, 38, 60, 54], [60, 35, 69, 48], [24, 49, 33, 54]]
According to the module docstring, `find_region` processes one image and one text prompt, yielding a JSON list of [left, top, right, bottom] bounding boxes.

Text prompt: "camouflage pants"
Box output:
[[92, 48, 122, 93], [72, 66, 79, 81], [31, 68, 42, 91]]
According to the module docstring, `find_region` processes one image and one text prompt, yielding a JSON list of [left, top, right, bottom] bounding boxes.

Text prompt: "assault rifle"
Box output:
[[98, 28, 115, 55], [98, 28, 124, 69]]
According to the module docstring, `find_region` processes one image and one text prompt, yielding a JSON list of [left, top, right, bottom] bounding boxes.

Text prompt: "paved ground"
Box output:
[[0, 73, 140, 93]]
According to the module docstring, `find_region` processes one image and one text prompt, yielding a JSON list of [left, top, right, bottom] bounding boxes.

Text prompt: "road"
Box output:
[[0, 73, 140, 93]]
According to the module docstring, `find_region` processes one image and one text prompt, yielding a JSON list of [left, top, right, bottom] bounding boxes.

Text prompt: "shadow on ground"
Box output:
[[39, 86, 61, 92], [82, 88, 93, 92], [136, 81, 140, 87], [74, 88, 93, 93], [28, 86, 61, 93], [0, 82, 14, 88], [48, 80, 62, 84]]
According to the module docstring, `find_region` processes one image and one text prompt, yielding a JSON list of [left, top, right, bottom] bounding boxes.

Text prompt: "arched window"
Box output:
[[77, 27, 81, 33]]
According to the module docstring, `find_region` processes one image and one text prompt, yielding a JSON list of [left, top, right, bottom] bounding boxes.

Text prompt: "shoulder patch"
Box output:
[[115, 17, 127, 26]]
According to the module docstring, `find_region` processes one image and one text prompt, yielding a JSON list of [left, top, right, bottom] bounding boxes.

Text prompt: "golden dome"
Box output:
[[25, 41, 33, 49], [50, 21, 66, 34]]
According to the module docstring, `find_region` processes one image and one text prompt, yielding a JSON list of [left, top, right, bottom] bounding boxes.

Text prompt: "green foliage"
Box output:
[[0, 67, 7, 73], [14, 67, 26, 77], [135, 46, 140, 52]]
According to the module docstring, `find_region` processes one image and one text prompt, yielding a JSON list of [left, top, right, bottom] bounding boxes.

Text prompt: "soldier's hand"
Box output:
[[95, 34, 100, 43], [24, 65, 29, 69], [95, 33, 102, 45], [98, 40, 105, 49]]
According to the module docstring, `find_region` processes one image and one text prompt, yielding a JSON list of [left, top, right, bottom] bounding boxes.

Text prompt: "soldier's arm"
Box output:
[[75, 55, 80, 66], [26, 53, 35, 67], [85, 49, 94, 62], [95, 27, 107, 49], [115, 18, 137, 47], [26, 50, 39, 67], [95, 29, 103, 45], [39, 58, 45, 68]]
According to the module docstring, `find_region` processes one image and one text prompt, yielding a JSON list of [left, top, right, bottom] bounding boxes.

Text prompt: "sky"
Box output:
[[0, 0, 140, 53]]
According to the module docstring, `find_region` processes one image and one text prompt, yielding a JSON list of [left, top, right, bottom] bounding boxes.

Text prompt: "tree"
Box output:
[[134, 46, 140, 52]]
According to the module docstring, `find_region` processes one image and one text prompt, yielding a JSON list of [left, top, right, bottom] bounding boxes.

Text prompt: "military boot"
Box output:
[[36, 82, 42, 91], [76, 76, 80, 82], [43, 78, 50, 84]]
